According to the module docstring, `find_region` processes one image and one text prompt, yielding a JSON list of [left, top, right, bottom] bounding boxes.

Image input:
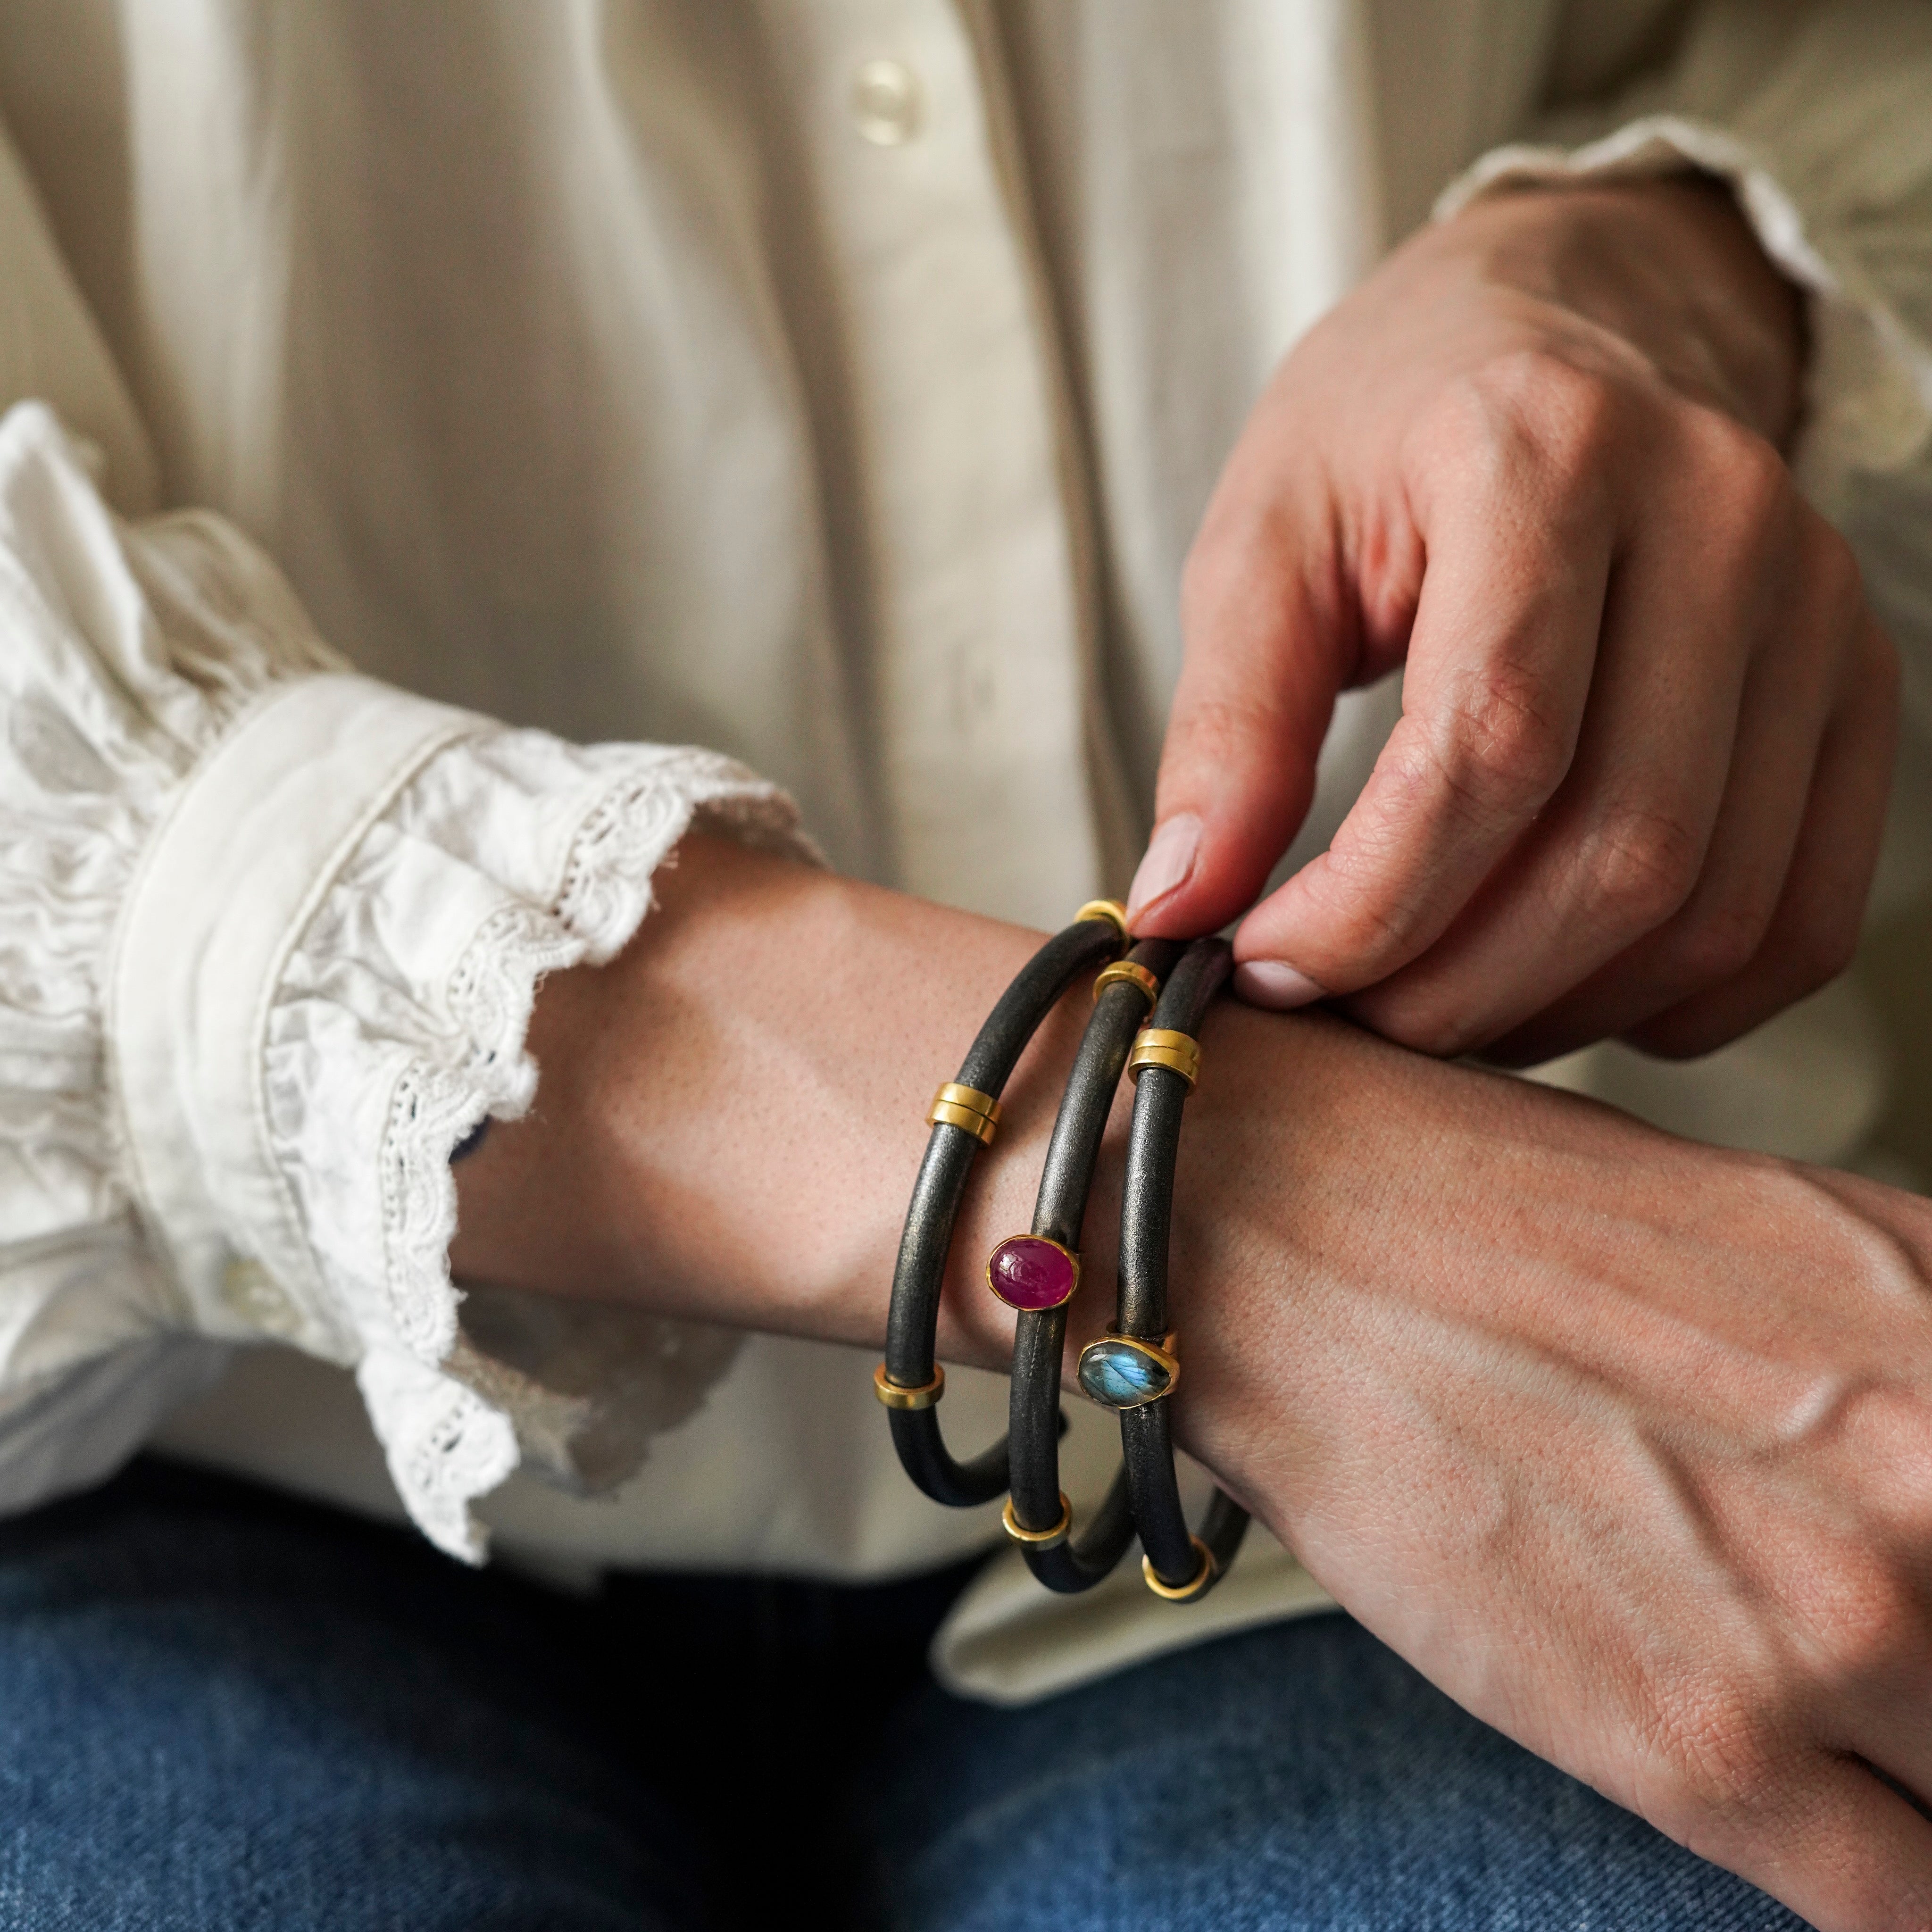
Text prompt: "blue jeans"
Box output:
[[0, 1461, 1800, 1930]]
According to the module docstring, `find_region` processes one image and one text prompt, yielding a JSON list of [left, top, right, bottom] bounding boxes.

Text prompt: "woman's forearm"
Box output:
[[448, 833, 1150, 1372], [447, 829, 1406, 1398]]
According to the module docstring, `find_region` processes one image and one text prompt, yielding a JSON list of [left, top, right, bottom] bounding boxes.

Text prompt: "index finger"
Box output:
[[1233, 417, 1612, 1004]]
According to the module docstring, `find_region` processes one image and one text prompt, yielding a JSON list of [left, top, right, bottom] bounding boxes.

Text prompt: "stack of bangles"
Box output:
[[875, 899, 1250, 1603]]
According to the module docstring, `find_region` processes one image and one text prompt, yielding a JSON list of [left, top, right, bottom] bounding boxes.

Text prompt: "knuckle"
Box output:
[[1635, 1020, 1733, 1063], [1697, 410, 1787, 510], [1300, 838, 1416, 961], [1810, 1549, 1920, 1680], [1419, 350, 1623, 510], [1529, 368, 1624, 482], [1649, 1681, 1788, 1823], [1774, 511, 1876, 669], [1678, 412, 1797, 567], [1479, 349, 1623, 474], [1669, 886, 1777, 989], [1800, 514, 1865, 618], [1586, 804, 1704, 925], [1348, 982, 1478, 1059], [1784, 904, 1863, 998], [1431, 668, 1571, 818]]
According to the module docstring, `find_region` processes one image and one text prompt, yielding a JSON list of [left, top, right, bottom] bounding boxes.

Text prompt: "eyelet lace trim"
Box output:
[[358, 744, 805, 1559]]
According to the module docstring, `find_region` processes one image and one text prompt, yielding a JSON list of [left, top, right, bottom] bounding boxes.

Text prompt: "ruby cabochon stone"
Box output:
[[986, 1235, 1079, 1311]]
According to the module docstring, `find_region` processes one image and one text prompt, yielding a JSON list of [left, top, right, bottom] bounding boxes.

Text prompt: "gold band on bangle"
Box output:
[[874, 1362, 945, 1410], [1093, 959, 1160, 1008], [927, 1083, 1001, 1145], [1002, 1491, 1072, 1549], [1142, 1536, 1216, 1601], [1128, 1028, 1201, 1090], [1073, 898, 1131, 945]]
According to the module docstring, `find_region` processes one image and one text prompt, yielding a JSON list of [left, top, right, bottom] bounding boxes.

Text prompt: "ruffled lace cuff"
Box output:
[[1436, 4, 1932, 513], [0, 397, 809, 1558], [249, 728, 807, 1558]]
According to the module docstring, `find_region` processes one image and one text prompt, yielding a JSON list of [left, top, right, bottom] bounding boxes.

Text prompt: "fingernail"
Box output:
[[1233, 960, 1327, 1009], [1126, 814, 1202, 925]]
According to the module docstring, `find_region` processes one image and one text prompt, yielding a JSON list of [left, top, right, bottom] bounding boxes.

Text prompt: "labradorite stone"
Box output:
[[1079, 1339, 1171, 1407]]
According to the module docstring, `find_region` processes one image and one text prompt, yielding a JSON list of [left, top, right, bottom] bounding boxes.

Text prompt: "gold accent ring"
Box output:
[[1002, 1491, 1073, 1549], [874, 1362, 945, 1411], [1073, 898, 1131, 945], [1143, 1536, 1217, 1601], [1093, 959, 1160, 1008], [1128, 1028, 1201, 1090], [927, 1083, 1001, 1146]]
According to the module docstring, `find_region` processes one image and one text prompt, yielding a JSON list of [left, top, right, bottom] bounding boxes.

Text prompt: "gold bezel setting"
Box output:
[[1076, 1331, 1180, 1409], [985, 1233, 1082, 1312]]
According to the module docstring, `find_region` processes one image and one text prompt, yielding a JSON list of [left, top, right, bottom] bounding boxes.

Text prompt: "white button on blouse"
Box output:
[[852, 59, 924, 145]]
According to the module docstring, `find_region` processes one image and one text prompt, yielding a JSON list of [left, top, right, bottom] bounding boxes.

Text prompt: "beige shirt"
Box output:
[[0, 0, 1925, 1701]]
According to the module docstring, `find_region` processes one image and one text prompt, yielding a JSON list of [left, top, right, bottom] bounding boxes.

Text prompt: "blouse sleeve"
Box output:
[[0, 395, 810, 1561]]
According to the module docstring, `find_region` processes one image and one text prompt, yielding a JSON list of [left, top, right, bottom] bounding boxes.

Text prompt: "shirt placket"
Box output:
[[760, 0, 1108, 927]]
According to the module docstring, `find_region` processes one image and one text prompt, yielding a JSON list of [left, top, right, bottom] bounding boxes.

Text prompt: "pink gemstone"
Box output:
[[986, 1235, 1079, 1311]]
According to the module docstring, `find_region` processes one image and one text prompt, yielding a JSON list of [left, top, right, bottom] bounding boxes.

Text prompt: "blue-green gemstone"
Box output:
[[1079, 1339, 1172, 1408]]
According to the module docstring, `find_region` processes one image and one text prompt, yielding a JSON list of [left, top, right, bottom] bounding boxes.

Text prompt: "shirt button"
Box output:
[[851, 59, 923, 145], [221, 1253, 300, 1338]]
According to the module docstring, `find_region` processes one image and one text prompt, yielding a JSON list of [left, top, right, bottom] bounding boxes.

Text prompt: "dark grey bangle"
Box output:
[[999, 936, 1183, 1593], [1079, 935, 1250, 1601], [877, 901, 1132, 1507]]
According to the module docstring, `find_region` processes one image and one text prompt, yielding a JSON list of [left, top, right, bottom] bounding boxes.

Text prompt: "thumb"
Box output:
[[1127, 519, 1348, 939]]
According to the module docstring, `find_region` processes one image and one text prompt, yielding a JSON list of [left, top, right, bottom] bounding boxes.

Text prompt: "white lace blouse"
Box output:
[[0, 0, 1927, 1703]]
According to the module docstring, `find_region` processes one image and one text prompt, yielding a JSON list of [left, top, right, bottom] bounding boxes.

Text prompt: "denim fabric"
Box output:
[[0, 1461, 1801, 1932], [865, 1618, 1804, 1932]]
